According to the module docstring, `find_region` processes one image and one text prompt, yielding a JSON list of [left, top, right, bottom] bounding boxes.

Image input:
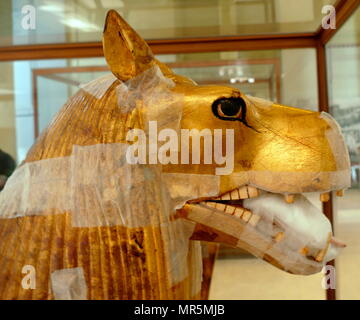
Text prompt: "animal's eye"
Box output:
[[212, 97, 246, 120]]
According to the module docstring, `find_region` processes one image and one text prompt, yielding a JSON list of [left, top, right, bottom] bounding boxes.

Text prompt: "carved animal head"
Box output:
[[0, 10, 351, 300], [102, 10, 350, 274]]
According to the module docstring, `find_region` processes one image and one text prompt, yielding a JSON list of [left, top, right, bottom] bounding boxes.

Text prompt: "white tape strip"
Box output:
[[80, 73, 118, 99], [51, 267, 87, 300], [0, 144, 221, 229]]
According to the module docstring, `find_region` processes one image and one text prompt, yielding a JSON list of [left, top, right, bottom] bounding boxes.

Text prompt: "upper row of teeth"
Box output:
[[213, 186, 259, 200], [213, 186, 345, 203]]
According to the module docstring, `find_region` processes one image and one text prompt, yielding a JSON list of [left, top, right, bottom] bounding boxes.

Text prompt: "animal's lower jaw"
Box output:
[[181, 188, 346, 275]]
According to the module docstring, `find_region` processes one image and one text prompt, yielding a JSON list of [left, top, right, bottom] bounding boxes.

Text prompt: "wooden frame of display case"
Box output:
[[31, 58, 281, 137], [0, 0, 359, 300]]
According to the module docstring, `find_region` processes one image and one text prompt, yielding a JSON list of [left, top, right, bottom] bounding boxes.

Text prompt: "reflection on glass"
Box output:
[[0, 57, 107, 162], [172, 61, 278, 101], [1, 0, 337, 46], [326, 7, 360, 300], [159, 49, 318, 111], [0, 63, 17, 174], [0, 49, 318, 154], [0, 47, 324, 299], [0, 49, 319, 164]]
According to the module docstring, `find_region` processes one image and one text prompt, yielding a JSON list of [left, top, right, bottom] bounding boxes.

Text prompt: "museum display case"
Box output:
[[0, 0, 359, 300]]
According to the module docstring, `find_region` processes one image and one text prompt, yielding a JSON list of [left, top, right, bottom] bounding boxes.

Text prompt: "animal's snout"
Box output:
[[232, 102, 351, 194]]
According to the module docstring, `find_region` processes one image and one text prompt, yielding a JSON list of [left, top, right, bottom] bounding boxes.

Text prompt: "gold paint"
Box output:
[[103, 10, 156, 81]]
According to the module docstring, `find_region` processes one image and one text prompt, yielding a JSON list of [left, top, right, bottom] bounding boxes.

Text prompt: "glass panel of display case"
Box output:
[[0, 0, 337, 46], [0, 48, 319, 163], [326, 7, 360, 300], [0, 48, 325, 300], [0, 57, 107, 163]]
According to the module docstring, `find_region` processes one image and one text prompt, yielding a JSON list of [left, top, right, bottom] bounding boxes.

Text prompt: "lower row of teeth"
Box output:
[[203, 200, 330, 263], [205, 202, 260, 227], [213, 185, 344, 203]]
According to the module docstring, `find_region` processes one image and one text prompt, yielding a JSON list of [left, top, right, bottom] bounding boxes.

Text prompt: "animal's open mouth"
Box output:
[[185, 185, 346, 274]]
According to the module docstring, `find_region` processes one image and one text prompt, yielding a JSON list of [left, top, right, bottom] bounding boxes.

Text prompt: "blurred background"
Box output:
[[0, 0, 359, 300]]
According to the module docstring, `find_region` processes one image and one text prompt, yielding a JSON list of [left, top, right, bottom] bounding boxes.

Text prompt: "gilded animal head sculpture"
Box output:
[[0, 10, 350, 300]]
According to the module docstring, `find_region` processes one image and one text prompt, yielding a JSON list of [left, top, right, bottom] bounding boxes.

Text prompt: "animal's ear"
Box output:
[[102, 10, 156, 81]]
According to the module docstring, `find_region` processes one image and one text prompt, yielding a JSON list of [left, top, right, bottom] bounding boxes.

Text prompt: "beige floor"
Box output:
[[209, 189, 360, 300]]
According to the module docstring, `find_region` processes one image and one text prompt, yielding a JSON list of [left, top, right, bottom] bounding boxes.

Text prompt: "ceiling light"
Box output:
[[61, 18, 101, 31], [39, 4, 64, 13]]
